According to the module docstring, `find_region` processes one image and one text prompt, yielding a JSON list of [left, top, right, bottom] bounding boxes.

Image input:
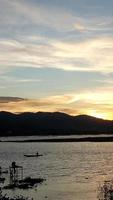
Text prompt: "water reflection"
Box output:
[[1, 142, 113, 200]]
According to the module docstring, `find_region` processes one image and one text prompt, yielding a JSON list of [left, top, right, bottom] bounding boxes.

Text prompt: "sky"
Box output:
[[0, 0, 113, 119]]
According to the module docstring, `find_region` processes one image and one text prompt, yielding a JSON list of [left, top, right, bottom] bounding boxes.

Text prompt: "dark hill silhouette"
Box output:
[[0, 111, 113, 136]]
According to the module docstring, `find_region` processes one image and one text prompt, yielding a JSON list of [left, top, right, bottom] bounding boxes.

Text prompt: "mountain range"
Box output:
[[0, 111, 113, 136]]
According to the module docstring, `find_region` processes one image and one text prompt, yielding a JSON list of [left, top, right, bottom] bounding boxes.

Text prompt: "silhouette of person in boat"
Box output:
[[24, 152, 42, 157]]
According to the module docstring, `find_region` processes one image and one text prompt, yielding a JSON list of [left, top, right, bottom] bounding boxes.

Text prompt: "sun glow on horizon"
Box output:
[[0, 95, 113, 120], [86, 110, 113, 120]]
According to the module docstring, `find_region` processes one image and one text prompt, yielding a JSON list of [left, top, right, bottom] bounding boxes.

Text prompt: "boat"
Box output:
[[24, 152, 43, 157], [24, 154, 42, 157]]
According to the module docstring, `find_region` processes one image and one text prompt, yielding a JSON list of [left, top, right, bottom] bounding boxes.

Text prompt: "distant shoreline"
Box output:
[[1, 136, 113, 142]]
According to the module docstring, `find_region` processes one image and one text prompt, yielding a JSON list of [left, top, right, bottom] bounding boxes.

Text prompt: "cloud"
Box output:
[[74, 22, 86, 32], [0, 0, 113, 75], [0, 97, 25, 103], [0, 0, 112, 33], [0, 36, 113, 74], [0, 0, 80, 31], [95, 78, 113, 85], [0, 75, 41, 83], [53, 37, 113, 72], [0, 94, 75, 113]]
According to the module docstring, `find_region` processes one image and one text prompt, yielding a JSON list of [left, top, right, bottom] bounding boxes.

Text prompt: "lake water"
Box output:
[[1, 140, 113, 200]]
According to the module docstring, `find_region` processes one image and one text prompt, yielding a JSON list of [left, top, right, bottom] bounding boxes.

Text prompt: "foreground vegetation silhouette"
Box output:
[[98, 181, 113, 200], [0, 190, 33, 200]]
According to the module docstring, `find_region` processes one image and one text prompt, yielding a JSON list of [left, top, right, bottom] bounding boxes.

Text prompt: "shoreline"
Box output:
[[1, 136, 113, 142]]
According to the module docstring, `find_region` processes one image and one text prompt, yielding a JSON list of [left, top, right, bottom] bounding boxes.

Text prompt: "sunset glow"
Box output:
[[86, 110, 111, 120]]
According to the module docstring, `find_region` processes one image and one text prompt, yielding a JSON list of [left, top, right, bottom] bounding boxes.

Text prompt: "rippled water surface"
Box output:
[[0, 141, 113, 200]]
